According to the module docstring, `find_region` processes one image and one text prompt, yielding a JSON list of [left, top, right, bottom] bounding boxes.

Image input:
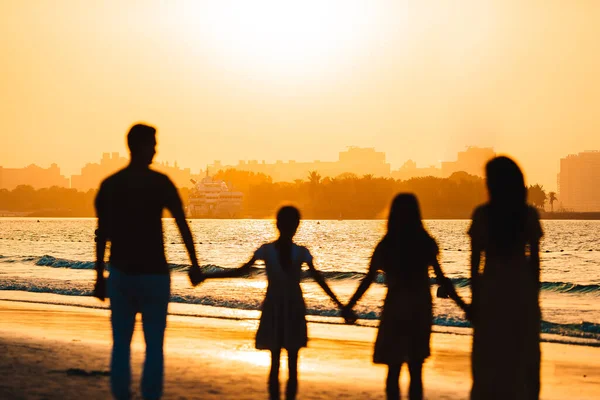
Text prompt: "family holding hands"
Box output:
[[96, 124, 542, 400]]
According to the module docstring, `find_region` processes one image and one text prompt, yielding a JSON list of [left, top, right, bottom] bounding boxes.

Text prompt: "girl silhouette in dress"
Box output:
[[199, 206, 346, 400], [344, 193, 468, 400], [468, 156, 543, 399]]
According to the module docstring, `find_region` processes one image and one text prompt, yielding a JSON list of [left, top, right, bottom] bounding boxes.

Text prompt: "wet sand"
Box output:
[[0, 299, 598, 399]]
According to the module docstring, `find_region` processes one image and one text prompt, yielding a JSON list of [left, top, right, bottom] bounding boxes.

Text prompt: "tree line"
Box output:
[[216, 169, 551, 219], [0, 169, 552, 219]]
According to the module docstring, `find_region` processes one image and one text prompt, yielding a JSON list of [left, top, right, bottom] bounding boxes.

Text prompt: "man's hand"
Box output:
[[93, 268, 106, 301], [188, 264, 205, 287]]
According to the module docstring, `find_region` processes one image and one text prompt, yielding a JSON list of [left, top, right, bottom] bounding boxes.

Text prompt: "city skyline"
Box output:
[[2, 1, 600, 193], [1, 145, 592, 193]]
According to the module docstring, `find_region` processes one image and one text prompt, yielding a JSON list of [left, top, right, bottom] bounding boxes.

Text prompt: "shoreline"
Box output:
[[1, 291, 598, 349], [2, 215, 600, 220], [1, 300, 599, 399]]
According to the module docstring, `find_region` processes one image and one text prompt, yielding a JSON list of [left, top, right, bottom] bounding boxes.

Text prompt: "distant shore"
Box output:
[[539, 212, 600, 220], [2, 211, 600, 220]]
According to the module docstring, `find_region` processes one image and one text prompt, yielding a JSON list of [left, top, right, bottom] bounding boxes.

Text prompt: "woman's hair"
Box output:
[[387, 193, 424, 237], [380, 193, 435, 275], [275, 206, 301, 272], [485, 156, 528, 252]]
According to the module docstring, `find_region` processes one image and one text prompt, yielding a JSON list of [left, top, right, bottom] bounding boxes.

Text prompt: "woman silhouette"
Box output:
[[468, 156, 543, 399], [198, 206, 345, 400], [344, 193, 467, 400]]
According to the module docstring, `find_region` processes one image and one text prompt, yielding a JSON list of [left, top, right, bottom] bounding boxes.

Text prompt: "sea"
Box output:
[[1, 218, 599, 347]]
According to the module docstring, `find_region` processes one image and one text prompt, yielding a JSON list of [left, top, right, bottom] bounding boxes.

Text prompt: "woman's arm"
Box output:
[[432, 258, 468, 311], [204, 257, 256, 280], [307, 260, 343, 308], [529, 240, 541, 286], [468, 242, 482, 321]]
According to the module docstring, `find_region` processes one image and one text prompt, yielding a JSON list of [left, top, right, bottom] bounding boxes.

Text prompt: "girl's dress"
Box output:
[[371, 237, 439, 365], [468, 205, 543, 400], [253, 242, 312, 351]]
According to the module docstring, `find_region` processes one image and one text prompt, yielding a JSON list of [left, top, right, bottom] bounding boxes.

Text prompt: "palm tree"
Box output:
[[527, 184, 547, 211], [307, 170, 321, 186], [548, 192, 557, 212]]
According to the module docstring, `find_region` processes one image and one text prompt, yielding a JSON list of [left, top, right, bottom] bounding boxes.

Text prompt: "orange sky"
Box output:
[[1, 0, 599, 191]]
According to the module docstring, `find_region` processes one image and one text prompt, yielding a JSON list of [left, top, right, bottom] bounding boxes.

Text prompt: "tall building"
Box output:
[[0, 163, 69, 189], [558, 151, 600, 211], [153, 160, 201, 189], [71, 153, 201, 191], [71, 152, 128, 191], [441, 147, 496, 178], [390, 147, 495, 181]]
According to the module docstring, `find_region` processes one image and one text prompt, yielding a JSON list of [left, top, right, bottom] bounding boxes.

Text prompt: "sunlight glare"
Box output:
[[224, 344, 272, 367], [182, 0, 385, 82]]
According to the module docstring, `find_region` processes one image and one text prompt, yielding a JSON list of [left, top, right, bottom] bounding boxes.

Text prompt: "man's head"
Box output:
[[127, 123, 157, 166]]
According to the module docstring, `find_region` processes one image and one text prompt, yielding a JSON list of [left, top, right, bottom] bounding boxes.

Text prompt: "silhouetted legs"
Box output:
[[109, 269, 138, 400], [286, 349, 299, 400], [140, 275, 170, 400], [385, 361, 424, 400], [269, 349, 281, 399], [108, 268, 170, 400], [268, 348, 300, 400], [386, 364, 401, 400], [408, 361, 424, 400]]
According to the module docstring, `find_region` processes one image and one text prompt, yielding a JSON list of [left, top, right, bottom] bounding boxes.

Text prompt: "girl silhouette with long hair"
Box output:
[[344, 193, 467, 400], [468, 156, 543, 399], [199, 206, 345, 400]]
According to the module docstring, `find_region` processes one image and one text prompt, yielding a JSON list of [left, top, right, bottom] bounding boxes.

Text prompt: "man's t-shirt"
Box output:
[[95, 167, 182, 275]]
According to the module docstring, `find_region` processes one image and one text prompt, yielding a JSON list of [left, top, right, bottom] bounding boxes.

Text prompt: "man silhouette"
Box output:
[[93, 123, 202, 400]]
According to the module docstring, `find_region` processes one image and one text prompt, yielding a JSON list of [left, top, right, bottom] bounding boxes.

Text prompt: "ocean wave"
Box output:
[[0, 280, 599, 344], [9, 255, 598, 295], [540, 281, 600, 294]]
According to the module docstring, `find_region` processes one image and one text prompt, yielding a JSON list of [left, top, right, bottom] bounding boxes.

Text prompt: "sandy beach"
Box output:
[[0, 298, 598, 400]]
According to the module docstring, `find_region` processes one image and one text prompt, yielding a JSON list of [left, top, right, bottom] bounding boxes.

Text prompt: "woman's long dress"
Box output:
[[468, 205, 543, 400]]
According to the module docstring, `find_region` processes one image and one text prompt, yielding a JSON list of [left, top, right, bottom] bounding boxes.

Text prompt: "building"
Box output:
[[391, 147, 494, 181], [71, 152, 128, 191], [153, 160, 201, 189], [71, 153, 201, 191], [207, 147, 391, 182], [207, 146, 494, 182], [558, 151, 600, 212], [0, 163, 69, 190], [391, 160, 444, 180], [441, 147, 496, 178]]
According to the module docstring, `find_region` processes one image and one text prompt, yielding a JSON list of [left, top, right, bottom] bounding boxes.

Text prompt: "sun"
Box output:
[[177, 1, 385, 83]]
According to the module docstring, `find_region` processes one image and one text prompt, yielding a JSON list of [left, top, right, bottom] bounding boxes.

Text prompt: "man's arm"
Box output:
[[93, 184, 108, 301], [171, 205, 199, 267], [165, 180, 201, 284]]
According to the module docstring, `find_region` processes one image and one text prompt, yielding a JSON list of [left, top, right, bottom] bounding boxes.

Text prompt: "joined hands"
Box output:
[[340, 304, 358, 325], [188, 264, 205, 286]]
